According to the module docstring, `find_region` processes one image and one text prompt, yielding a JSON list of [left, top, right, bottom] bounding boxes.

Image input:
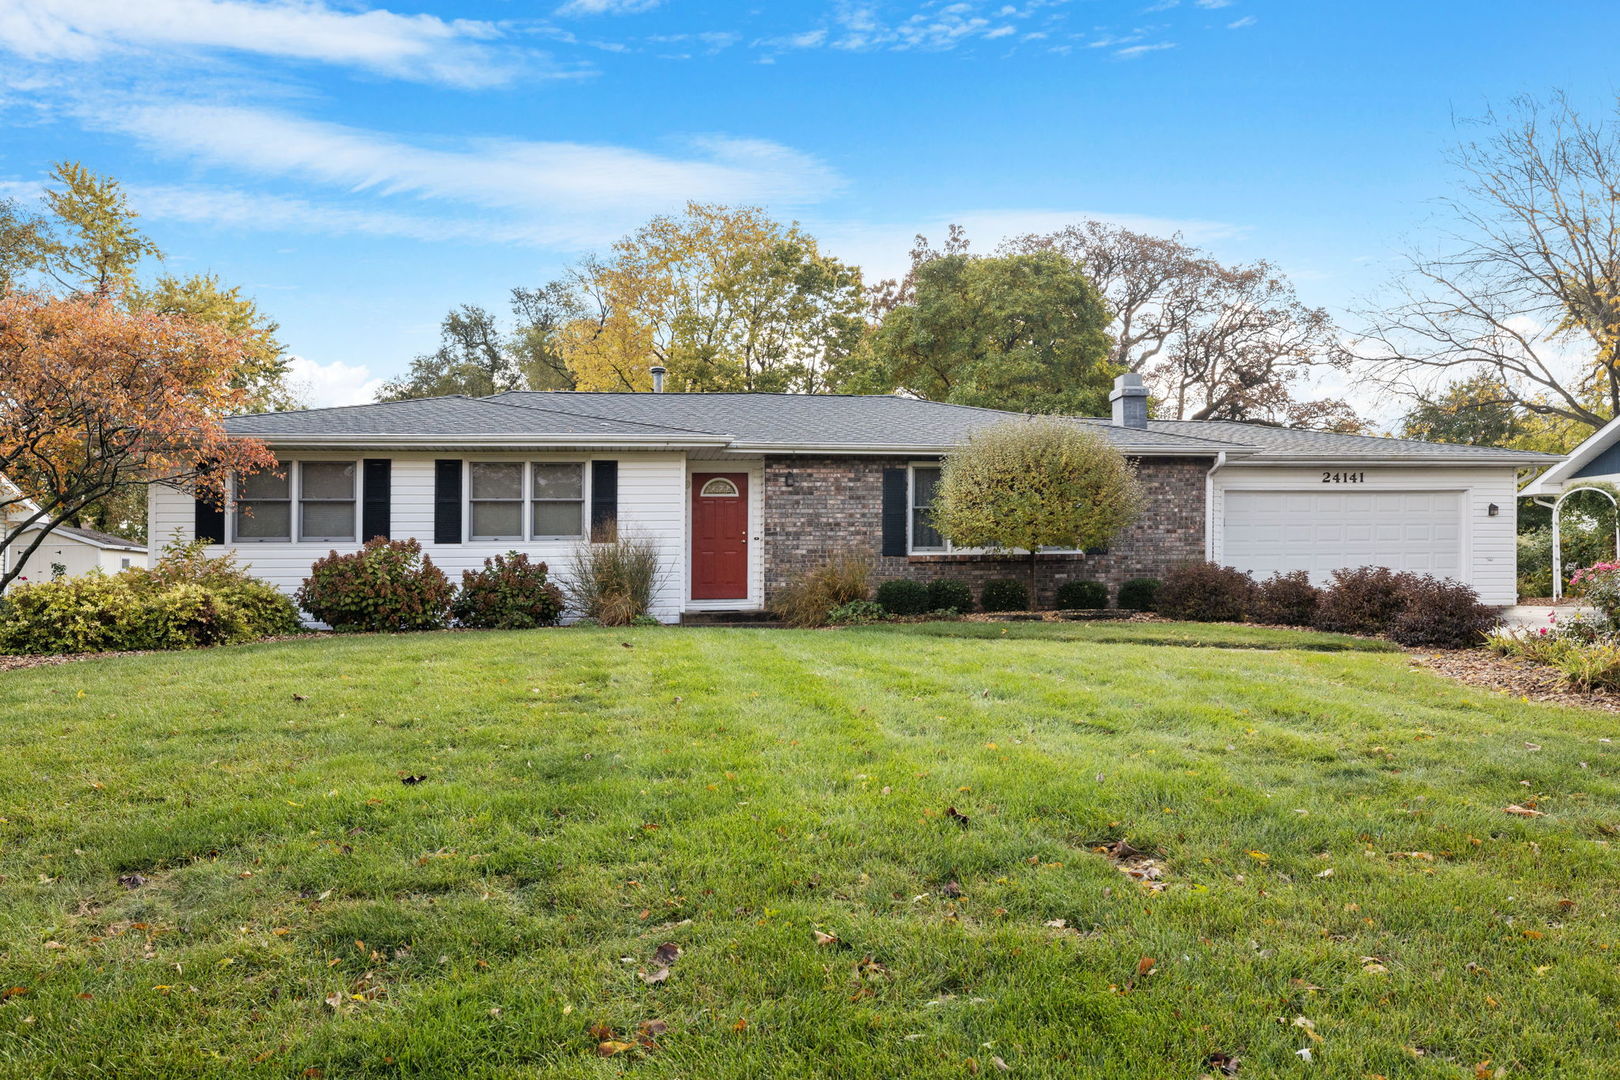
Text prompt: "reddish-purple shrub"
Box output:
[[452, 552, 565, 629], [296, 538, 452, 632], [1156, 562, 1255, 622], [1389, 577, 1499, 648], [1313, 566, 1417, 636], [1250, 571, 1321, 627]]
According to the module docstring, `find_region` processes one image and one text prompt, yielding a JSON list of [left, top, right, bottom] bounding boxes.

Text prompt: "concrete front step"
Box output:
[[1499, 604, 1601, 629]]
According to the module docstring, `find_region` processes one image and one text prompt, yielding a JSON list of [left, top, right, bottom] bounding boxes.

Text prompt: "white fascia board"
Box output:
[[243, 433, 734, 451], [722, 442, 1258, 456], [1226, 456, 1551, 469], [1519, 415, 1620, 495]]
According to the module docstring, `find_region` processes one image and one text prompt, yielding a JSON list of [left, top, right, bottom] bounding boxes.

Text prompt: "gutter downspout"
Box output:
[[1204, 451, 1226, 562]]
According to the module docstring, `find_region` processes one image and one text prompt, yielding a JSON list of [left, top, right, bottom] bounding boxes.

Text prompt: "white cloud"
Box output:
[[284, 354, 386, 408], [1194, 0, 1233, 7], [0, 0, 518, 88], [1226, 14, 1257, 28], [1115, 41, 1175, 58], [556, 0, 661, 14], [105, 103, 844, 222]]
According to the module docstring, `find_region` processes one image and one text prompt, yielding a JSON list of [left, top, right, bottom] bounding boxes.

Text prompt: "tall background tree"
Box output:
[[840, 229, 1120, 415], [1006, 222, 1355, 429], [0, 162, 295, 541], [377, 285, 582, 401], [1353, 94, 1620, 448]]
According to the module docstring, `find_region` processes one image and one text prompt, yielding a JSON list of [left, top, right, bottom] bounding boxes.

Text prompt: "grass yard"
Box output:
[[2, 622, 1620, 1078]]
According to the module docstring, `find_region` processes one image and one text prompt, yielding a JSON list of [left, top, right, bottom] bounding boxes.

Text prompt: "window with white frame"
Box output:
[[234, 469, 292, 541], [298, 461, 357, 541], [910, 465, 946, 551], [531, 462, 585, 537], [470, 462, 525, 541]]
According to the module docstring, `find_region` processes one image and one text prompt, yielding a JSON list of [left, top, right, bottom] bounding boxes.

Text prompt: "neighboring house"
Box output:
[[147, 374, 1556, 621], [1519, 417, 1620, 502], [1, 524, 148, 590]]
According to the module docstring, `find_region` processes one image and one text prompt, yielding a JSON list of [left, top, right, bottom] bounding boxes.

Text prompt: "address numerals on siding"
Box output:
[[1321, 470, 1367, 484]]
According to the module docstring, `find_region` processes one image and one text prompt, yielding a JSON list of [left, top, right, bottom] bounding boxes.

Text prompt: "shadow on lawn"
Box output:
[[856, 619, 1398, 653]]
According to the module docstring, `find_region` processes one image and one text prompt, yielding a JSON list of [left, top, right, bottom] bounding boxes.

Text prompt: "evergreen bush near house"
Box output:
[[297, 538, 453, 633], [1250, 571, 1321, 627], [565, 530, 667, 627], [1117, 577, 1161, 611], [980, 578, 1030, 613], [1053, 580, 1109, 609], [926, 578, 974, 614], [875, 579, 930, 616], [1313, 566, 1416, 636], [130, 538, 301, 638], [452, 552, 565, 630], [1388, 577, 1499, 648], [774, 550, 874, 628], [1156, 562, 1254, 622]]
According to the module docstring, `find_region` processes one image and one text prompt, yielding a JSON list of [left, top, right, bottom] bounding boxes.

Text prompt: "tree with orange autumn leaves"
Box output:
[[0, 291, 273, 591]]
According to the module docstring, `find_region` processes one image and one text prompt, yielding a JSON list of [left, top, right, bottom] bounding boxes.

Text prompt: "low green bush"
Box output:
[[926, 579, 974, 614], [875, 579, 930, 616], [980, 578, 1029, 613], [1117, 578, 1160, 611], [1054, 580, 1108, 609], [297, 538, 453, 632], [453, 552, 565, 629], [828, 599, 887, 625]]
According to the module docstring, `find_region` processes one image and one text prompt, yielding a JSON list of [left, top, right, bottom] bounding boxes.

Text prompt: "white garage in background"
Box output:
[[1146, 421, 1558, 607]]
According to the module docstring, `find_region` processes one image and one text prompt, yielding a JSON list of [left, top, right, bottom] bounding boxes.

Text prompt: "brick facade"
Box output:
[[760, 454, 1210, 608]]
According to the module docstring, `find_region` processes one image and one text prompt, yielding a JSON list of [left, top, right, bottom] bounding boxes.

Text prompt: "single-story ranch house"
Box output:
[[147, 374, 1557, 620]]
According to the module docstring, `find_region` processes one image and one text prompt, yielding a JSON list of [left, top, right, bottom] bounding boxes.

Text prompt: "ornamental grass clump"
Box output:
[[566, 530, 667, 626], [775, 550, 873, 628]]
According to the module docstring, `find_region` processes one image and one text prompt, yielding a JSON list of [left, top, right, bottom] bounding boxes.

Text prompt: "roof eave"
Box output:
[[232, 432, 736, 449], [724, 441, 1253, 456], [1230, 454, 1556, 467]]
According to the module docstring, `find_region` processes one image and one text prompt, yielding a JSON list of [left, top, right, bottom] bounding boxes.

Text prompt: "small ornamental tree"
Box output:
[[930, 418, 1143, 608]]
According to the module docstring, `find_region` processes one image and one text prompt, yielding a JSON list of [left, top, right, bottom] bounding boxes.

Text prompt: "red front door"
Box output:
[[691, 473, 749, 600]]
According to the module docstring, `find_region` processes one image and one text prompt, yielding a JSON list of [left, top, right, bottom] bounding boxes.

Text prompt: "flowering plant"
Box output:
[[1570, 560, 1620, 623]]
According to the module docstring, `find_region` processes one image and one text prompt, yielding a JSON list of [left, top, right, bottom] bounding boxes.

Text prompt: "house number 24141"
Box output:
[[1321, 470, 1366, 484]]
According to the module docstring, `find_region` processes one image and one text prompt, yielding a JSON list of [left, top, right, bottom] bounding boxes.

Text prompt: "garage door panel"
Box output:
[[1224, 489, 1463, 584]]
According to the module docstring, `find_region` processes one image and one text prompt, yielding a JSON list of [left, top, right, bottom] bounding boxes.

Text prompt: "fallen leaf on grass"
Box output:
[[945, 806, 971, 828], [1291, 1016, 1322, 1043], [813, 931, 841, 947], [990, 1056, 1010, 1072], [118, 874, 147, 889], [1203, 1050, 1240, 1075], [597, 1040, 637, 1057], [400, 775, 427, 786], [1503, 805, 1545, 817], [640, 942, 681, 984]]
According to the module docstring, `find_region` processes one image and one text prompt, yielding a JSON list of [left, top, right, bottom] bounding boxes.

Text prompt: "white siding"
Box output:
[[148, 451, 690, 622], [1210, 465, 1521, 606]]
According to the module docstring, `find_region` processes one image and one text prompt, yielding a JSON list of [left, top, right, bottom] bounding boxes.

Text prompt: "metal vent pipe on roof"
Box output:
[[649, 365, 666, 393]]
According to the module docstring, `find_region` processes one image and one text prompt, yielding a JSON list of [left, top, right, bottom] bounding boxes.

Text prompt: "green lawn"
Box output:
[[1, 622, 1618, 1078]]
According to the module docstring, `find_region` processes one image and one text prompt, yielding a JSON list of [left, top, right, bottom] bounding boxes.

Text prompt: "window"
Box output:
[[299, 462, 357, 541], [235, 469, 291, 541], [470, 462, 524, 540], [532, 462, 585, 537], [910, 465, 945, 551], [120, 558, 132, 570], [700, 477, 740, 497]]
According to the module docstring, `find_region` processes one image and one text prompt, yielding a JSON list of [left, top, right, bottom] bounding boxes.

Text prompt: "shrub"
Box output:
[[1313, 566, 1416, 636], [131, 538, 300, 638], [1572, 560, 1620, 623], [453, 552, 565, 630], [566, 531, 667, 627], [0, 573, 262, 654], [296, 538, 453, 632], [1250, 571, 1321, 627], [828, 599, 887, 625], [1488, 623, 1620, 690], [981, 578, 1030, 613], [875, 579, 930, 616], [926, 579, 974, 614], [1388, 577, 1499, 648], [774, 550, 873, 628], [1117, 577, 1161, 611], [1156, 562, 1254, 622], [1054, 580, 1108, 609]]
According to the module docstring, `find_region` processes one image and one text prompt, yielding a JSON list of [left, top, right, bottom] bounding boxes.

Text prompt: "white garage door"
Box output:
[[1222, 489, 1464, 583]]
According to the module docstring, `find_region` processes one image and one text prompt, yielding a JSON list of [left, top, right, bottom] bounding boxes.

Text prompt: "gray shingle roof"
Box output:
[[19, 524, 146, 551], [222, 391, 1556, 464]]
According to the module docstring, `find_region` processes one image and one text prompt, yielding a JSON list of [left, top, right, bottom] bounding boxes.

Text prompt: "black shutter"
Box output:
[[194, 492, 225, 545], [590, 459, 618, 541], [362, 459, 391, 541], [880, 467, 909, 557], [433, 459, 462, 544]]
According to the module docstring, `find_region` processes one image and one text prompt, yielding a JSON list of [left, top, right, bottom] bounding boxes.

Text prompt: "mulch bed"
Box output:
[[1407, 648, 1620, 713]]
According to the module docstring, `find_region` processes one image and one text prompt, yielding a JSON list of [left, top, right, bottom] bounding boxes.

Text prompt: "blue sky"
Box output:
[[0, 0, 1614, 412]]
